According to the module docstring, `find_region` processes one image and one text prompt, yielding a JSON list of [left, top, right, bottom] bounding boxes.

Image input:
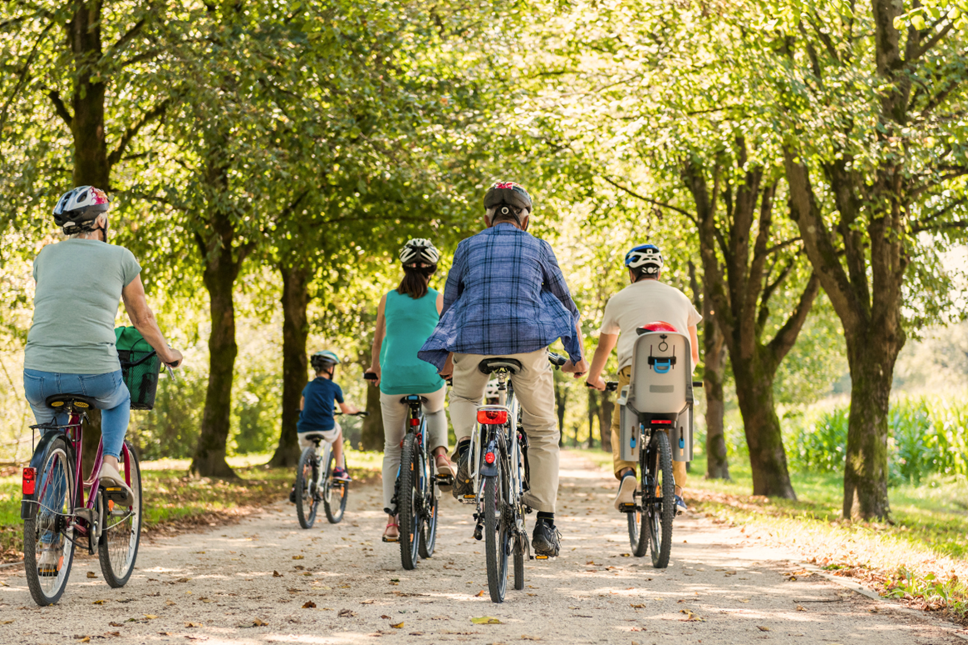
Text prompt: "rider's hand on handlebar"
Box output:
[[163, 348, 183, 368], [585, 375, 606, 391], [561, 358, 589, 378], [364, 365, 381, 387]]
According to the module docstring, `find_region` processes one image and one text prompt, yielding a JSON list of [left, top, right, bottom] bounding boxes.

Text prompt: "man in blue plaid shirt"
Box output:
[[419, 182, 587, 557]]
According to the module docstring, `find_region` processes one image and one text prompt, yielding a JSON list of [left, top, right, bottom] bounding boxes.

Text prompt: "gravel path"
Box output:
[[0, 450, 962, 644]]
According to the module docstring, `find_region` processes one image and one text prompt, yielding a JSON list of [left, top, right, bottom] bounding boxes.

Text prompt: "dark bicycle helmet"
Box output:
[[483, 182, 533, 229], [53, 186, 110, 230], [310, 350, 341, 372]]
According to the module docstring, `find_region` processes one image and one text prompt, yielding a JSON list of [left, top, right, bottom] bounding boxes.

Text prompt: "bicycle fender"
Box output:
[[22, 430, 71, 520], [481, 439, 499, 477]]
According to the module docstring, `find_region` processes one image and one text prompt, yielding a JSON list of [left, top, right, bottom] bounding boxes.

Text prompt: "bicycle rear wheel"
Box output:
[[99, 442, 142, 587], [24, 435, 76, 606], [295, 448, 319, 529], [323, 449, 348, 524], [418, 472, 438, 559], [648, 431, 675, 568], [484, 447, 509, 603], [398, 434, 421, 569]]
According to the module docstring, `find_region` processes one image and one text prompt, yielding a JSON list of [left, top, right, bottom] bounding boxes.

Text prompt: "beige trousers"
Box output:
[[380, 385, 448, 513], [610, 366, 688, 492], [451, 349, 559, 514]]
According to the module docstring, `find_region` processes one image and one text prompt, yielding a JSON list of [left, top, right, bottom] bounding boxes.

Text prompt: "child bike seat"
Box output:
[[478, 358, 523, 375], [45, 394, 98, 410]]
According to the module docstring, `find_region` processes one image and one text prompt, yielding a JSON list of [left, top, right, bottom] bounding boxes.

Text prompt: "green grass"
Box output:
[[0, 446, 383, 563]]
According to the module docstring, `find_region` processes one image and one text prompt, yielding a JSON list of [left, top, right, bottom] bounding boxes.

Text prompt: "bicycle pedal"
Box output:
[[103, 487, 130, 503], [535, 554, 549, 560], [462, 494, 476, 500], [619, 503, 636, 513]]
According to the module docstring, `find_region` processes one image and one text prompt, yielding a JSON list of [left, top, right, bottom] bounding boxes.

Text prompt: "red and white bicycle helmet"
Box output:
[[483, 182, 533, 229], [639, 321, 678, 333], [399, 238, 440, 267], [53, 186, 110, 229]]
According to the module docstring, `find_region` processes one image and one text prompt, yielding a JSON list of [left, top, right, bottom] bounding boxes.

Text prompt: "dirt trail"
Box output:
[[0, 451, 962, 644]]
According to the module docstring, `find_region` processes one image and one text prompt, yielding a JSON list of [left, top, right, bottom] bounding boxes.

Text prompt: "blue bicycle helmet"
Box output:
[[625, 244, 663, 276], [310, 350, 341, 372]]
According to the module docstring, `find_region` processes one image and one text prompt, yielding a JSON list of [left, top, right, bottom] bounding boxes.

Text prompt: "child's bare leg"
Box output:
[[332, 430, 345, 469]]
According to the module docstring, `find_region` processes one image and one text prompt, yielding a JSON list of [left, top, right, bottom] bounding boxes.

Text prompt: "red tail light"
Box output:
[[409, 417, 420, 426], [22, 467, 36, 495], [652, 419, 672, 424], [484, 452, 496, 464], [477, 409, 508, 424]]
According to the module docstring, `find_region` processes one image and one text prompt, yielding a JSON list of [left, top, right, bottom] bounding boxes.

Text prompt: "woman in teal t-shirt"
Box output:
[[368, 239, 453, 543]]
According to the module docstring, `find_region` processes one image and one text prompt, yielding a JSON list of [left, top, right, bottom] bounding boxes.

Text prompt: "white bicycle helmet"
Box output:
[[625, 243, 663, 275], [400, 238, 440, 266], [53, 186, 110, 232]]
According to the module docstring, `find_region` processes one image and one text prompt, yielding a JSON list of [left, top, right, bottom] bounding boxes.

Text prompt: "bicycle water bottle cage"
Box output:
[[648, 356, 676, 374]]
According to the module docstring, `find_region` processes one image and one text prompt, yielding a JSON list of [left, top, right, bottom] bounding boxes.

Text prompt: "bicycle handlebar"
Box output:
[[334, 411, 369, 417], [585, 381, 619, 392], [363, 372, 378, 381], [548, 352, 568, 368]]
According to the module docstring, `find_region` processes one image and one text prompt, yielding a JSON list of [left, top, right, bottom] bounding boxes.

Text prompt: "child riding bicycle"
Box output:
[[288, 350, 361, 502]]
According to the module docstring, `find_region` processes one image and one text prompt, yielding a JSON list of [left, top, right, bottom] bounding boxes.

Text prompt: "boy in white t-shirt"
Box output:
[[586, 244, 702, 512]]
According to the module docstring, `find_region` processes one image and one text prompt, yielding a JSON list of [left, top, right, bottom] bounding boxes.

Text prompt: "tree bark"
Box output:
[[599, 394, 613, 453], [586, 387, 600, 448], [269, 264, 310, 467], [554, 372, 568, 447], [360, 374, 385, 451], [703, 301, 729, 480]]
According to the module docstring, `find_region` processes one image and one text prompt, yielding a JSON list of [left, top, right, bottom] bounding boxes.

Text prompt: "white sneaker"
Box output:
[[614, 473, 637, 511], [99, 463, 135, 507]]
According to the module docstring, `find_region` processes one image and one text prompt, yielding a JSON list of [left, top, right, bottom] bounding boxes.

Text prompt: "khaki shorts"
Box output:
[[298, 422, 341, 448]]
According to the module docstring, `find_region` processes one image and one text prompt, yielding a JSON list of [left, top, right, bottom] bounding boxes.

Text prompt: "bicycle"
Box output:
[[20, 394, 142, 606], [463, 351, 567, 603], [294, 410, 368, 529]]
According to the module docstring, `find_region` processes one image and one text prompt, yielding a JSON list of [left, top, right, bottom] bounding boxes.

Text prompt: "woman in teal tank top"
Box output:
[[368, 239, 453, 542]]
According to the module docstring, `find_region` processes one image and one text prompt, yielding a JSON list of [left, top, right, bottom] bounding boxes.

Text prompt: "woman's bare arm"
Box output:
[[121, 275, 182, 367]]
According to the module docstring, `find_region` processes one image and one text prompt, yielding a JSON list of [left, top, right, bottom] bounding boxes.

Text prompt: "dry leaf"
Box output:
[[390, 622, 404, 629], [165, 600, 176, 606], [757, 626, 771, 632], [108, 622, 123, 627], [521, 637, 541, 641], [200, 597, 212, 603], [361, 599, 376, 604], [144, 614, 158, 620], [739, 598, 750, 603], [470, 616, 502, 625], [475, 590, 486, 597], [177, 577, 190, 583], [273, 571, 283, 578], [302, 601, 316, 609], [92, 599, 107, 605], [76, 638, 91, 643], [252, 618, 268, 627], [185, 622, 202, 627], [796, 605, 806, 612], [0, 620, 13, 625], [104, 632, 120, 637], [630, 603, 646, 608], [338, 609, 357, 618], [380, 615, 391, 619], [86, 571, 97, 578], [292, 555, 305, 560]]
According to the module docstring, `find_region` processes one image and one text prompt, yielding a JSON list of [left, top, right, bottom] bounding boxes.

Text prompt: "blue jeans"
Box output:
[[23, 369, 130, 459]]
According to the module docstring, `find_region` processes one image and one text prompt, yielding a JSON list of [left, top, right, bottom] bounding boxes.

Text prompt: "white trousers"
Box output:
[[380, 385, 448, 513], [450, 349, 559, 514]]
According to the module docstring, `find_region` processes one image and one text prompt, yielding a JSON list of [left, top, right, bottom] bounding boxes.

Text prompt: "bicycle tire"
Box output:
[[484, 457, 509, 603], [418, 466, 438, 559], [24, 435, 76, 606], [628, 433, 649, 557], [649, 431, 675, 568], [324, 449, 348, 524], [295, 447, 318, 529], [398, 434, 421, 569], [513, 538, 525, 590], [99, 442, 142, 587]]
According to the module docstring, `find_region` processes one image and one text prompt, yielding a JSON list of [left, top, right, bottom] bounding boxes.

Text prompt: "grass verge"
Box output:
[[579, 447, 968, 625], [0, 448, 382, 565]]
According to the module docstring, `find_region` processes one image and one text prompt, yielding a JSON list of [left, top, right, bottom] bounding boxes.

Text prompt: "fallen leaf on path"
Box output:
[[361, 599, 376, 604], [92, 599, 107, 605], [273, 571, 283, 577], [144, 615, 158, 619], [302, 601, 316, 609], [0, 620, 13, 625], [475, 590, 486, 597], [86, 572, 97, 578], [185, 637, 208, 642], [521, 636, 541, 641], [75, 637, 91, 643], [339, 609, 357, 618], [757, 626, 770, 632], [680, 610, 704, 622], [166, 600, 176, 606], [471, 616, 502, 625], [630, 603, 646, 609], [176, 578, 190, 583], [381, 615, 392, 619], [739, 598, 750, 603], [185, 622, 202, 627], [200, 597, 212, 603], [252, 618, 268, 627], [109, 622, 123, 627], [796, 605, 806, 612], [104, 632, 120, 637], [292, 555, 304, 560], [390, 622, 404, 629]]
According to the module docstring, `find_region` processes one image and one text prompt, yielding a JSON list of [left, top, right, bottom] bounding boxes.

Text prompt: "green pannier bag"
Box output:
[[115, 326, 161, 410]]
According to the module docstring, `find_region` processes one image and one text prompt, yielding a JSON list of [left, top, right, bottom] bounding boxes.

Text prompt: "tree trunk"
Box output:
[[842, 326, 899, 519], [360, 375, 385, 451], [599, 394, 613, 453], [703, 299, 729, 480], [269, 264, 310, 467], [586, 387, 599, 448], [553, 373, 568, 446], [733, 353, 796, 498]]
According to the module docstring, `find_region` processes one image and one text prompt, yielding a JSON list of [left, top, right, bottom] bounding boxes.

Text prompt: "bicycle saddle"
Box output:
[[45, 394, 98, 410], [399, 395, 429, 404], [478, 358, 523, 375]]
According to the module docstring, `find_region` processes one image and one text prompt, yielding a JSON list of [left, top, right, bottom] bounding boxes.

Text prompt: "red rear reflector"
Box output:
[[23, 467, 36, 495], [410, 417, 420, 426], [477, 409, 508, 424], [484, 452, 496, 464], [652, 419, 672, 424]]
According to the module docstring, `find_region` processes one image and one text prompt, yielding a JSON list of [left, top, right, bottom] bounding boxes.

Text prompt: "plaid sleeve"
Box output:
[[540, 240, 580, 322], [441, 241, 466, 316]]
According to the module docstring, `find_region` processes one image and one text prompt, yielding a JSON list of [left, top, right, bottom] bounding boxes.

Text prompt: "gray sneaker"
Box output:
[[614, 472, 636, 511]]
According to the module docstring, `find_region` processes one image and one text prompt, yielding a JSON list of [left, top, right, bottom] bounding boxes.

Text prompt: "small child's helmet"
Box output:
[[310, 350, 341, 372]]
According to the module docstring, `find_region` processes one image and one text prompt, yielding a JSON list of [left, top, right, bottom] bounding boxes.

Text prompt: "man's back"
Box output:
[[600, 279, 701, 371]]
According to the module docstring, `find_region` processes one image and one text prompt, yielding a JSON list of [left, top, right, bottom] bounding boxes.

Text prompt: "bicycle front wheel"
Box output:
[[484, 457, 509, 603], [99, 442, 142, 587], [24, 434, 76, 606], [398, 434, 421, 569], [295, 448, 319, 529], [648, 431, 675, 568], [323, 449, 348, 524]]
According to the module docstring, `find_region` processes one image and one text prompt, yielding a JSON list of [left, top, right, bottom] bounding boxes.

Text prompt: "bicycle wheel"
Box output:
[[513, 536, 525, 590], [398, 434, 421, 569], [295, 447, 319, 529], [323, 449, 348, 524], [484, 445, 509, 603], [648, 431, 675, 568], [99, 442, 142, 587], [418, 468, 438, 559], [24, 435, 76, 606], [628, 434, 649, 557]]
